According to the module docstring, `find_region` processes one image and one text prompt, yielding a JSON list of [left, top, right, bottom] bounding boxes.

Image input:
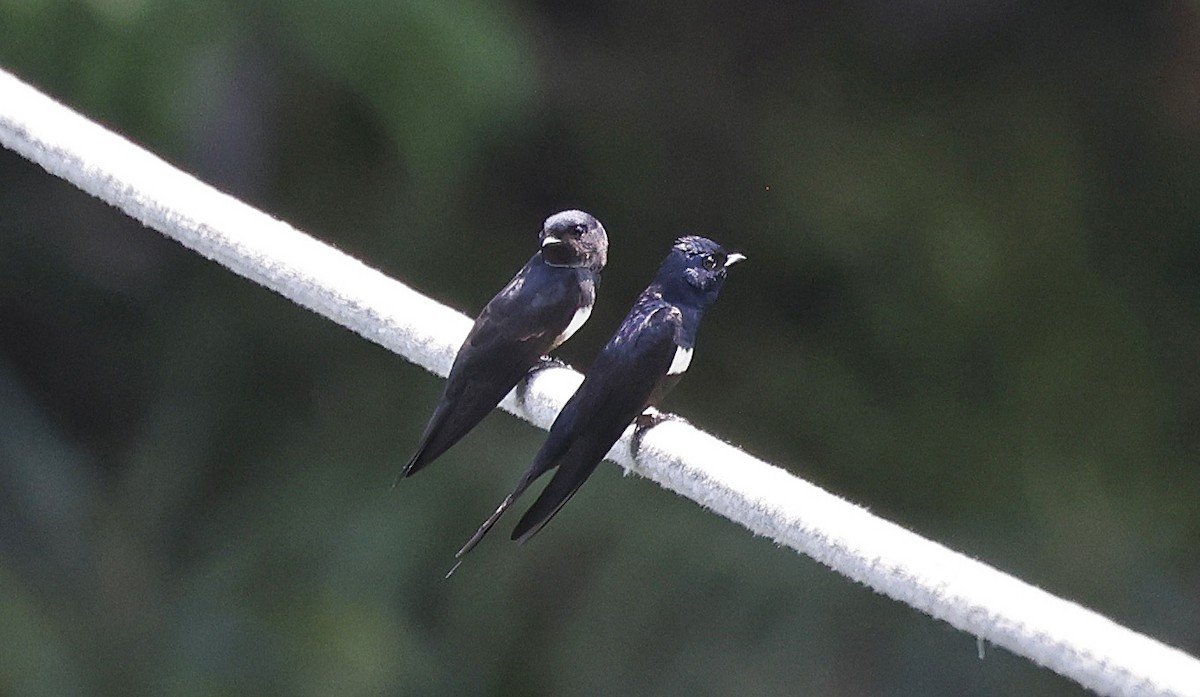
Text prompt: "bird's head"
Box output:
[[657, 235, 745, 307], [539, 210, 609, 272]]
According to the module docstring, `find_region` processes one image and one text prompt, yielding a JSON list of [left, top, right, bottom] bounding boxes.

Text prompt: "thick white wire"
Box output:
[[2, 67, 1197, 697]]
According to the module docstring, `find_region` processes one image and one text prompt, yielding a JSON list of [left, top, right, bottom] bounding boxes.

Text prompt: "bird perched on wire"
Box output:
[[452, 235, 744, 567], [398, 210, 609, 480]]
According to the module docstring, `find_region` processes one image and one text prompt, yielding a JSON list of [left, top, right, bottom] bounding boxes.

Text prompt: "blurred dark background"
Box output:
[[2, 1, 1199, 695]]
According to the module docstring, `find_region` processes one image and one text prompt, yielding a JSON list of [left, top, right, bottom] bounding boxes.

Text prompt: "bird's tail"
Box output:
[[446, 459, 552, 577], [395, 402, 460, 483], [396, 443, 434, 482], [509, 459, 594, 544], [454, 492, 519, 560]]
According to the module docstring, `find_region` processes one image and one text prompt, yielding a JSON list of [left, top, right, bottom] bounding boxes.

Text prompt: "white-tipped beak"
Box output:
[[725, 252, 746, 267], [541, 236, 562, 248]]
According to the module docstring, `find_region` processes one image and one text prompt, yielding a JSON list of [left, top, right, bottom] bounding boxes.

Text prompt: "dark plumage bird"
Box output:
[[454, 235, 744, 562], [399, 210, 608, 480]]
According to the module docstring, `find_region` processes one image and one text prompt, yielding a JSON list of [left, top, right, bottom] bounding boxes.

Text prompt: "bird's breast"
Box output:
[[668, 345, 693, 375], [553, 302, 593, 347]]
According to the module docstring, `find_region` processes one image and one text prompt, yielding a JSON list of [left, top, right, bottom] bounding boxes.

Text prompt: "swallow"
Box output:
[[398, 210, 609, 480], [453, 235, 744, 563]]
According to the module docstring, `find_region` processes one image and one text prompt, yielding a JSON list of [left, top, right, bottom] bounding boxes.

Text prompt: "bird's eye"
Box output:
[[702, 255, 718, 271], [573, 224, 587, 235]]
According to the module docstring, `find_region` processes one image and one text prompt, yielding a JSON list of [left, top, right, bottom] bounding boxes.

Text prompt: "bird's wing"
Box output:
[[454, 304, 681, 558], [508, 305, 682, 543], [468, 261, 593, 348], [402, 263, 586, 478]]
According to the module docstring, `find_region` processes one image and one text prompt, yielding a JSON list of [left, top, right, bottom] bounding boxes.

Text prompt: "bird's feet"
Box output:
[[517, 355, 571, 407], [630, 408, 685, 457], [532, 354, 569, 373]]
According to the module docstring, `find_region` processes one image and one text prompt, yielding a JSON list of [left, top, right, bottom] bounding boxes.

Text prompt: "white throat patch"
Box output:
[[668, 345, 694, 375]]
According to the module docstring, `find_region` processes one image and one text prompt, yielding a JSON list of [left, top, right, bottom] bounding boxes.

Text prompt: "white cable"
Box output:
[[2, 67, 1197, 697]]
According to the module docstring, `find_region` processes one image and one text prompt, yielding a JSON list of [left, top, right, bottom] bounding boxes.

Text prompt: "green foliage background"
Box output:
[[2, 1, 1198, 695]]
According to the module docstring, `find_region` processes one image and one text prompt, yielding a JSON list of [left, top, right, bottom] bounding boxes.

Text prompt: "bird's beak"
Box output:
[[541, 236, 562, 248], [725, 252, 746, 267]]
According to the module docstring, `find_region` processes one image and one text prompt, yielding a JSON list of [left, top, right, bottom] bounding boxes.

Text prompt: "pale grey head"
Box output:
[[539, 210, 608, 272]]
